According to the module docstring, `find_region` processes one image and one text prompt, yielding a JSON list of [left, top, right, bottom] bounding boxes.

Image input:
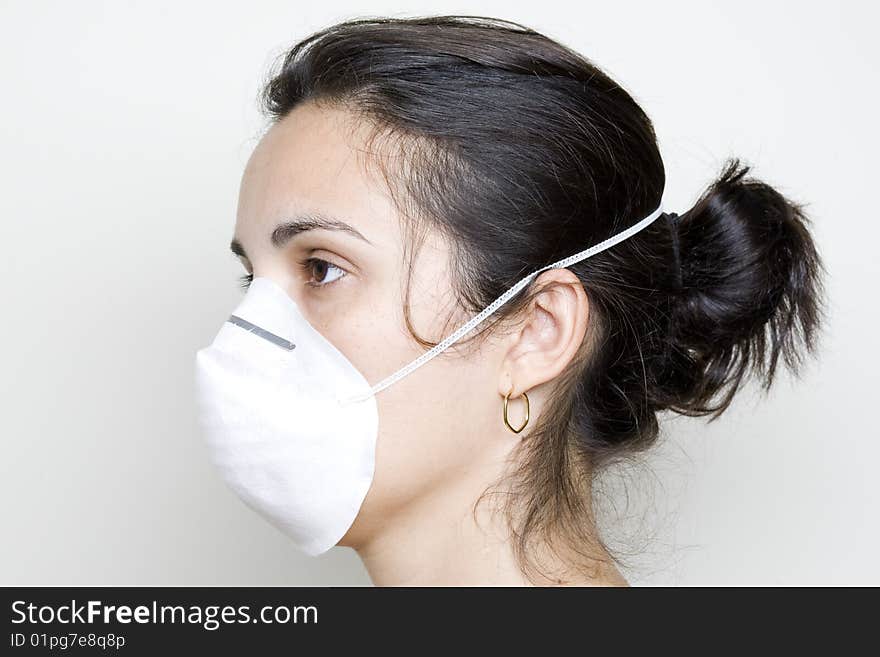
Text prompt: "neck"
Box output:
[[353, 469, 629, 586]]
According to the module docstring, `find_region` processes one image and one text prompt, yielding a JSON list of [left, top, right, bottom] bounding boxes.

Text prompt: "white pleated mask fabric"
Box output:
[[194, 201, 665, 556]]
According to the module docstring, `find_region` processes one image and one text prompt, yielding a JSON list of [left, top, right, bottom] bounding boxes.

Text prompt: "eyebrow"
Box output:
[[229, 212, 372, 259]]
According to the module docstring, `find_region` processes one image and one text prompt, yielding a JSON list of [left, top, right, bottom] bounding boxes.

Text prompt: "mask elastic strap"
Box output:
[[338, 202, 666, 406]]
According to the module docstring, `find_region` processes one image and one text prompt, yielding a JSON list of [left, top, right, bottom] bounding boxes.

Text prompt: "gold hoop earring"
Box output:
[[503, 390, 530, 434]]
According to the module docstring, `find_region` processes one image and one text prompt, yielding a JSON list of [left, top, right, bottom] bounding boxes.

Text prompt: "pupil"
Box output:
[[314, 260, 327, 282]]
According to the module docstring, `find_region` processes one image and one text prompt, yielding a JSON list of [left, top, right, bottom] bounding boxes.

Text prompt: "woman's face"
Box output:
[[230, 101, 522, 550]]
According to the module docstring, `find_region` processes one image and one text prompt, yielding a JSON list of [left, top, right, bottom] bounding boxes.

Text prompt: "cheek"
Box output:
[[330, 262, 499, 527], [358, 347, 499, 522]]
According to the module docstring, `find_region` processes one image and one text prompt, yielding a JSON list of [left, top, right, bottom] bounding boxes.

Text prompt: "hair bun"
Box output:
[[654, 158, 828, 417]]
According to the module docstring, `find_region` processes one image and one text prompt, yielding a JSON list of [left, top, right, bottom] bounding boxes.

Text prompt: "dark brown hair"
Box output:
[[258, 15, 827, 582]]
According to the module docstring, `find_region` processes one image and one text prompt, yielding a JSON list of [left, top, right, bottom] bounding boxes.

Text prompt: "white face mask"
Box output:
[[194, 202, 665, 556]]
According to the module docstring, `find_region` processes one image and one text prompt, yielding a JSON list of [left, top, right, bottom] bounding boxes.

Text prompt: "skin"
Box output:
[[231, 100, 628, 586]]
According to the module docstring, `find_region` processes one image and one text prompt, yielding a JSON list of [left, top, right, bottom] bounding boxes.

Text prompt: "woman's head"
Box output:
[[232, 15, 827, 582]]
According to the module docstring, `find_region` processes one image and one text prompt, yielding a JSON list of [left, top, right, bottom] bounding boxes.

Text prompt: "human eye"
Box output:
[[235, 257, 348, 292], [299, 256, 348, 288]]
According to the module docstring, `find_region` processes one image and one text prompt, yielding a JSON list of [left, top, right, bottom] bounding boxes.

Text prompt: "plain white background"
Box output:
[[1, 1, 876, 585]]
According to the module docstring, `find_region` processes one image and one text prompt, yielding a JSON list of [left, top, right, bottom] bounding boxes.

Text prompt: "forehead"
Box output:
[[234, 102, 397, 252]]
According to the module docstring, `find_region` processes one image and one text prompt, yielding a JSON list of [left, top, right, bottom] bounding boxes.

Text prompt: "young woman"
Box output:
[[195, 15, 826, 586]]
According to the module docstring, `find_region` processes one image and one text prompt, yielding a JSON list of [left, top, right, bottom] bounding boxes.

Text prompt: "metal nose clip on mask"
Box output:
[[194, 202, 666, 556]]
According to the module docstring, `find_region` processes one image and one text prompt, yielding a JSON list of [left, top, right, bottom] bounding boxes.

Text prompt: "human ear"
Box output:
[[497, 268, 589, 399]]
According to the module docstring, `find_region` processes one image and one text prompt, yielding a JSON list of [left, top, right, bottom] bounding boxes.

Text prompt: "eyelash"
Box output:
[[237, 257, 348, 290]]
